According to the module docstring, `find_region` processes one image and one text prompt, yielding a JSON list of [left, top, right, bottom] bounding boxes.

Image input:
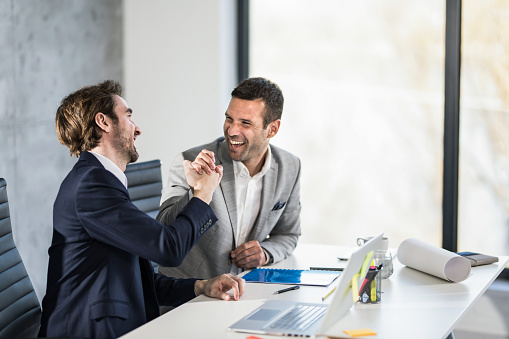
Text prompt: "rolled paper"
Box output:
[[398, 238, 471, 282]]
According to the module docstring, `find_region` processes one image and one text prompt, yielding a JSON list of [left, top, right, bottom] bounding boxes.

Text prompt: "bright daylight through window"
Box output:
[[250, 0, 445, 248]]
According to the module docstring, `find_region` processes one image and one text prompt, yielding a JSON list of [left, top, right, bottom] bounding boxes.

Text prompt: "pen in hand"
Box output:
[[274, 285, 300, 294]]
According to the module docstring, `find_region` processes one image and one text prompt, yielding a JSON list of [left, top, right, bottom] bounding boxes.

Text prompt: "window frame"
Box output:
[[237, 0, 508, 278]]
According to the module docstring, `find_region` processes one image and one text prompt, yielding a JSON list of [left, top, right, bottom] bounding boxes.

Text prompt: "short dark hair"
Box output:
[[56, 80, 122, 157], [231, 77, 284, 128]]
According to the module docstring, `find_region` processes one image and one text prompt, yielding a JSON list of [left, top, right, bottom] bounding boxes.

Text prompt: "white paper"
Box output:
[[397, 238, 471, 282]]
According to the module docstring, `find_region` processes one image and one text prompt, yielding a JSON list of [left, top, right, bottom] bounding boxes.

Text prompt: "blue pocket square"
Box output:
[[272, 201, 286, 211]]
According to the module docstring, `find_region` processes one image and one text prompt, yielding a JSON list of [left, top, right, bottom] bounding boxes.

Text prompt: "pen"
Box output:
[[274, 285, 300, 294], [310, 266, 344, 271], [322, 286, 336, 301]]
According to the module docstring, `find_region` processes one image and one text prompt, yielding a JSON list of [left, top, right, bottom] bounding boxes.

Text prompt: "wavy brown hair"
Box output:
[[56, 80, 122, 157]]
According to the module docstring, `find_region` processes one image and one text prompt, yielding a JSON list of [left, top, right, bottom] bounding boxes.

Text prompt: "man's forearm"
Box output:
[[157, 193, 191, 225]]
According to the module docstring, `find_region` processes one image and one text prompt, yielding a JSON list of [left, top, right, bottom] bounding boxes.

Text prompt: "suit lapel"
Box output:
[[250, 155, 278, 241], [217, 141, 238, 248]]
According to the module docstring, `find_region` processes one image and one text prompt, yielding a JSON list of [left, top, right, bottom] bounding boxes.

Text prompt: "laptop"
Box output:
[[228, 233, 384, 337]]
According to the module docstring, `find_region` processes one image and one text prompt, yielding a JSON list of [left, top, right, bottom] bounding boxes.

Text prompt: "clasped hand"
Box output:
[[183, 149, 223, 204]]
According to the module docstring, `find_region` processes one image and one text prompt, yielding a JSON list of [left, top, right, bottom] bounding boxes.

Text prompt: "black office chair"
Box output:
[[125, 160, 163, 273], [0, 178, 41, 338], [125, 159, 163, 219]]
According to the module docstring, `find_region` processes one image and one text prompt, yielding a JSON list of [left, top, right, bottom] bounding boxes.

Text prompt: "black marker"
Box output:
[[274, 285, 300, 294]]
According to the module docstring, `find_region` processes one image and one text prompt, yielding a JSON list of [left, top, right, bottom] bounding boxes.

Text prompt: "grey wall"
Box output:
[[0, 0, 123, 300]]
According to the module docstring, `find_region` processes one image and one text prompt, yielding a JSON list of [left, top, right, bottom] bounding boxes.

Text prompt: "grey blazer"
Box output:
[[157, 137, 301, 279]]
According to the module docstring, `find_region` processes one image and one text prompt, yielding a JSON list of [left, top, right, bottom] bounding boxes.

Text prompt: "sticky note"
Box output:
[[359, 251, 374, 279], [351, 273, 360, 302], [343, 328, 377, 337]]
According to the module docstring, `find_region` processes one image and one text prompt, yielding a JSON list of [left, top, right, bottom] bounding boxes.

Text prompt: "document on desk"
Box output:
[[242, 268, 341, 286], [397, 238, 471, 282]]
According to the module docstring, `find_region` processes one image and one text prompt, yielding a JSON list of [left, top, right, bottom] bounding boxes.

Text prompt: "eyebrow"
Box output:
[[225, 113, 253, 124], [126, 108, 133, 114]]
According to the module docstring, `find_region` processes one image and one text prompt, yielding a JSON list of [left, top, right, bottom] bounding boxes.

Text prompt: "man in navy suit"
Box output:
[[39, 80, 245, 339]]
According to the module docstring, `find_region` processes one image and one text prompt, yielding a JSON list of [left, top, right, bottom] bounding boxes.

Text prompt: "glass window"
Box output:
[[459, 1, 509, 260], [250, 0, 445, 247]]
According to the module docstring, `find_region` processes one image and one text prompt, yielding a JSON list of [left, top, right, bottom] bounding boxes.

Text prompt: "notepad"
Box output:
[[457, 252, 499, 267], [242, 268, 341, 286]]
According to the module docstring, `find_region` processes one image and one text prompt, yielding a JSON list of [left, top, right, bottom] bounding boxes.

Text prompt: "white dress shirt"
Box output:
[[233, 146, 272, 256], [89, 152, 128, 189]]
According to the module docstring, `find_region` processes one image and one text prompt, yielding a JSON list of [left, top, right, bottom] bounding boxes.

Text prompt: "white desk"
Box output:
[[121, 244, 508, 339]]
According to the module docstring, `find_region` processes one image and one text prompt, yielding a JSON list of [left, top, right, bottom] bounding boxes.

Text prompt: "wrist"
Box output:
[[194, 280, 206, 296], [262, 248, 273, 265], [192, 189, 212, 204]]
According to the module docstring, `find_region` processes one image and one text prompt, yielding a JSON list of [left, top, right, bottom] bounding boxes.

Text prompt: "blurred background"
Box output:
[[0, 1, 508, 338]]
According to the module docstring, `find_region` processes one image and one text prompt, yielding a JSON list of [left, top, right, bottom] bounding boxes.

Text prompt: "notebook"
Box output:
[[242, 268, 340, 286], [457, 252, 499, 266], [228, 233, 384, 337]]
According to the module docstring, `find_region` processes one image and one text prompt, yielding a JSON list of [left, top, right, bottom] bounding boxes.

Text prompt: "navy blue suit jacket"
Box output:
[[39, 152, 217, 338]]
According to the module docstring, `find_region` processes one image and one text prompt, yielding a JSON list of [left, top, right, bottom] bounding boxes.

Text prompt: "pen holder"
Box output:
[[374, 249, 393, 279], [358, 268, 382, 304]]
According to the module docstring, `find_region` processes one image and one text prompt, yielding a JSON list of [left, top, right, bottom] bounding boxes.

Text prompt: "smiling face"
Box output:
[[223, 97, 280, 175], [111, 95, 141, 164]]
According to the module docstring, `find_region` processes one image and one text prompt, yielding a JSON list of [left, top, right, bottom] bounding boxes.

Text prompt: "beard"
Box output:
[[113, 126, 139, 164], [225, 133, 266, 163], [126, 146, 139, 163]]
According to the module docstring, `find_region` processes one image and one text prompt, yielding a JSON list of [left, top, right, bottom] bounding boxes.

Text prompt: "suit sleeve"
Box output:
[[260, 157, 302, 264], [76, 167, 217, 267], [157, 152, 193, 225], [153, 272, 198, 307]]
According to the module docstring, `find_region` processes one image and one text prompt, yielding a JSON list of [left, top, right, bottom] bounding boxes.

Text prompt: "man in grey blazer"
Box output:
[[157, 77, 301, 279]]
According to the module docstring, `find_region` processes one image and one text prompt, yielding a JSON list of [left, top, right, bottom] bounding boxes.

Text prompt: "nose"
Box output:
[[227, 121, 240, 136], [134, 124, 142, 136]]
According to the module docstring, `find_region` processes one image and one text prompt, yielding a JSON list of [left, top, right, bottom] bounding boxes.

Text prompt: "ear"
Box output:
[[95, 112, 112, 133], [267, 119, 281, 138]]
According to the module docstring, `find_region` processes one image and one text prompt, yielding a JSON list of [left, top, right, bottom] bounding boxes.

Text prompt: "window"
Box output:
[[458, 1, 509, 259], [250, 0, 445, 247]]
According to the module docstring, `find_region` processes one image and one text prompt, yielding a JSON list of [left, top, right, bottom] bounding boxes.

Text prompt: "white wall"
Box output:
[[123, 0, 237, 185]]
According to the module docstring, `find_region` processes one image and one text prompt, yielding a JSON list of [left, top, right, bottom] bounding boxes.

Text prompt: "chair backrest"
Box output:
[[125, 160, 163, 219], [0, 178, 41, 338]]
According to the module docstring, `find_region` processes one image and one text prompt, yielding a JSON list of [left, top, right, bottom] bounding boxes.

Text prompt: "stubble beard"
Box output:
[[113, 128, 139, 164], [225, 134, 265, 163]]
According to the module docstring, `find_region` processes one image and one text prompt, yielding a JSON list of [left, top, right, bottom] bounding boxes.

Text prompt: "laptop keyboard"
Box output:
[[267, 305, 327, 332]]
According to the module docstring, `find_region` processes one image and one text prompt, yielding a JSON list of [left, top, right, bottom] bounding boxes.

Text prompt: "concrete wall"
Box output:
[[0, 0, 123, 300], [0, 0, 236, 302]]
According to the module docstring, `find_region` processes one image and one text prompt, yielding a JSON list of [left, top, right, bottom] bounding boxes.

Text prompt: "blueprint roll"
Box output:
[[397, 238, 471, 282]]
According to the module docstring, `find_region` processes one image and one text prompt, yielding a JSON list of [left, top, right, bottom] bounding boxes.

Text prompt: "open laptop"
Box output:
[[228, 233, 384, 337]]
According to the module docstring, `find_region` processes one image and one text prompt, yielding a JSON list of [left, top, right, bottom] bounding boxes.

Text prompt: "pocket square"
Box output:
[[272, 201, 286, 211]]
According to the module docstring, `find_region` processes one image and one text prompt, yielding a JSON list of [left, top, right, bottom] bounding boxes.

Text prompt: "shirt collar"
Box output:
[[89, 151, 128, 189], [233, 145, 272, 179]]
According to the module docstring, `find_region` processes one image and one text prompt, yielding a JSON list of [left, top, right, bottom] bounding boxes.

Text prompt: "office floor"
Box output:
[[455, 280, 509, 339]]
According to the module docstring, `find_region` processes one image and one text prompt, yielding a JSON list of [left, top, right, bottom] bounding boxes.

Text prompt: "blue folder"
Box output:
[[242, 268, 341, 286]]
